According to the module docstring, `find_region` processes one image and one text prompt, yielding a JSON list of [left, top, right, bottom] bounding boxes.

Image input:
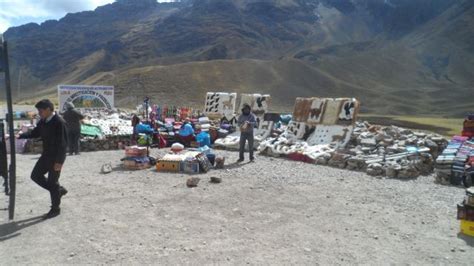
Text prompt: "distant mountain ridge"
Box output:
[[3, 0, 473, 116]]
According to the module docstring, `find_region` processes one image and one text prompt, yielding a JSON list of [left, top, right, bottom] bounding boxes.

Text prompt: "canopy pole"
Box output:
[[3, 40, 16, 220]]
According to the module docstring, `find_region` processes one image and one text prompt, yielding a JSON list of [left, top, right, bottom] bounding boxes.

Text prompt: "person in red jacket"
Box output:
[[19, 99, 68, 219]]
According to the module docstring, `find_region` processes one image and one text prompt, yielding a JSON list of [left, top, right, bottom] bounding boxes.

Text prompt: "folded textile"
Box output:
[[452, 136, 469, 142], [447, 143, 462, 148], [462, 131, 474, 138], [123, 156, 150, 164], [436, 157, 455, 164], [443, 149, 460, 155]]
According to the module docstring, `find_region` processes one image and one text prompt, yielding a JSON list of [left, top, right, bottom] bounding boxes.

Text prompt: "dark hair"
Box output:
[[35, 99, 54, 111], [131, 115, 140, 126], [241, 103, 251, 113]]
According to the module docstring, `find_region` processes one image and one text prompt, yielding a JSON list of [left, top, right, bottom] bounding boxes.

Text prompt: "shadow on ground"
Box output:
[[457, 233, 474, 247], [0, 215, 46, 242]]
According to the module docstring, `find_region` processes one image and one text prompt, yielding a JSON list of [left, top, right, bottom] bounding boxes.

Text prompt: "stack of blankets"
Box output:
[[436, 136, 473, 185], [436, 136, 468, 184], [462, 115, 474, 138], [465, 140, 474, 177], [122, 146, 150, 170]]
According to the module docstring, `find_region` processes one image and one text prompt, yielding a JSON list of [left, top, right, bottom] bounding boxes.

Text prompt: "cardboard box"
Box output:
[[156, 160, 180, 172], [180, 160, 200, 174]]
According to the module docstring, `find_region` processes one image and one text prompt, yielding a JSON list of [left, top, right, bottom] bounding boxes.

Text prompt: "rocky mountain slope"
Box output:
[[3, 0, 473, 116]]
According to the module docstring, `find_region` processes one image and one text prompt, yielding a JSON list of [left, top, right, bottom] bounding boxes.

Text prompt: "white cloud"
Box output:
[[0, 0, 114, 33], [0, 0, 174, 33], [0, 0, 178, 33]]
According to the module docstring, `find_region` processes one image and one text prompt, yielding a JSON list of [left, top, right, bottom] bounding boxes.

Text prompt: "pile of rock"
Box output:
[[258, 120, 448, 179], [23, 135, 134, 154], [80, 136, 133, 152], [24, 140, 43, 154], [349, 122, 447, 158], [341, 121, 447, 178]]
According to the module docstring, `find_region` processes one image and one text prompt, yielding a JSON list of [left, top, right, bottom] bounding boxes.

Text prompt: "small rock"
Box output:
[[210, 176, 222, 183], [101, 163, 113, 174], [186, 177, 200, 188]]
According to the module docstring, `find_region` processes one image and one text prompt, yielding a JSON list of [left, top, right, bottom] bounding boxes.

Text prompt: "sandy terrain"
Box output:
[[1, 149, 473, 264]]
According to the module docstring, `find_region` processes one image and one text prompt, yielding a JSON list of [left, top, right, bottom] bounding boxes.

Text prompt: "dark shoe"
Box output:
[[59, 186, 68, 198], [44, 208, 61, 219], [249, 158, 255, 162], [237, 158, 244, 163]]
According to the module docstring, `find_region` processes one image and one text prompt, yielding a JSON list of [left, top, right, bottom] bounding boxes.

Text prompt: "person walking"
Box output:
[[237, 103, 257, 162], [19, 99, 68, 218], [62, 102, 84, 155]]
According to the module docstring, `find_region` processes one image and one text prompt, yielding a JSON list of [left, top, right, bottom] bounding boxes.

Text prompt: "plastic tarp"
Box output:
[[81, 124, 103, 137]]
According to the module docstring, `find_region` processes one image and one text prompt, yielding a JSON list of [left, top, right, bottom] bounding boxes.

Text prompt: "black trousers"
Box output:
[[31, 156, 62, 209], [68, 130, 81, 155], [239, 132, 254, 160]]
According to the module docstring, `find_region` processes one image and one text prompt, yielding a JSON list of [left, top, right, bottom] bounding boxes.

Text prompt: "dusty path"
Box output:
[[1, 150, 473, 264]]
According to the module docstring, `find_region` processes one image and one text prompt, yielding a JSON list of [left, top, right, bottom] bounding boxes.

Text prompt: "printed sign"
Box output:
[[58, 85, 114, 111]]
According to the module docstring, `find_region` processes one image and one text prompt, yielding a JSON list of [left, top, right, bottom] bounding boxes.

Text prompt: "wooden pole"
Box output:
[[3, 40, 16, 220]]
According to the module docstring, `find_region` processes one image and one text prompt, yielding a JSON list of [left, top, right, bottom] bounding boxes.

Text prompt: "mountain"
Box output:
[[2, 0, 473, 117]]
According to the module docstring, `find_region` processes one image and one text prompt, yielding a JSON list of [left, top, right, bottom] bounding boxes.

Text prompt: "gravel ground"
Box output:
[[1, 149, 473, 264]]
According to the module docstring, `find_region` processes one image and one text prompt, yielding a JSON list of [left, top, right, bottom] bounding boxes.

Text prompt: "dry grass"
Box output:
[[360, 114, 463, 136]]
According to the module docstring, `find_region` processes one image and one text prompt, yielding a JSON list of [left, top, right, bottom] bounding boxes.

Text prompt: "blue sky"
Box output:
[[0, 0, 174, 33]]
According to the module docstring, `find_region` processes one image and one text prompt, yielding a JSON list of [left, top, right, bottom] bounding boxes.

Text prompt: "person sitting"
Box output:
[[196, 129, 211, 148], [178, 118, 195, 146], [131, 115, 140, 145]]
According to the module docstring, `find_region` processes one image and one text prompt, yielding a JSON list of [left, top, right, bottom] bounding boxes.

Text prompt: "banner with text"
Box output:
[[58, 85, 114, 111]]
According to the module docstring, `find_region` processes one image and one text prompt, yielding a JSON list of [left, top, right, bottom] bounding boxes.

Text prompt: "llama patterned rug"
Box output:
[[204, 92, 237, 119]]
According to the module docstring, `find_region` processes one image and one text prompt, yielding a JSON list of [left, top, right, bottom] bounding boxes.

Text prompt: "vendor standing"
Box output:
[[19, 99, 68, 219], [62, 102, 84, 155], [237, 103, 256, 162]]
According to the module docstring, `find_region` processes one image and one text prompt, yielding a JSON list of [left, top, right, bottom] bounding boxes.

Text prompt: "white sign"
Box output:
[[58, 85, 114, 111]]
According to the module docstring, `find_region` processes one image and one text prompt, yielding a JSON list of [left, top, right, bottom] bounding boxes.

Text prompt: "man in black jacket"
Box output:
[[62, 102, 84, 155], [20, 99, 68, 218]]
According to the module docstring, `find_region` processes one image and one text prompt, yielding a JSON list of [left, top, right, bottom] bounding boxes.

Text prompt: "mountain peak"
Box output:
[[1, 0, 472, 117], [114, 0, 160, 7]]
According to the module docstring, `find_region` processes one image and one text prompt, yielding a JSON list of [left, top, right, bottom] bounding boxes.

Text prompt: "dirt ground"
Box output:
[[1, 149, 473, 264]]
